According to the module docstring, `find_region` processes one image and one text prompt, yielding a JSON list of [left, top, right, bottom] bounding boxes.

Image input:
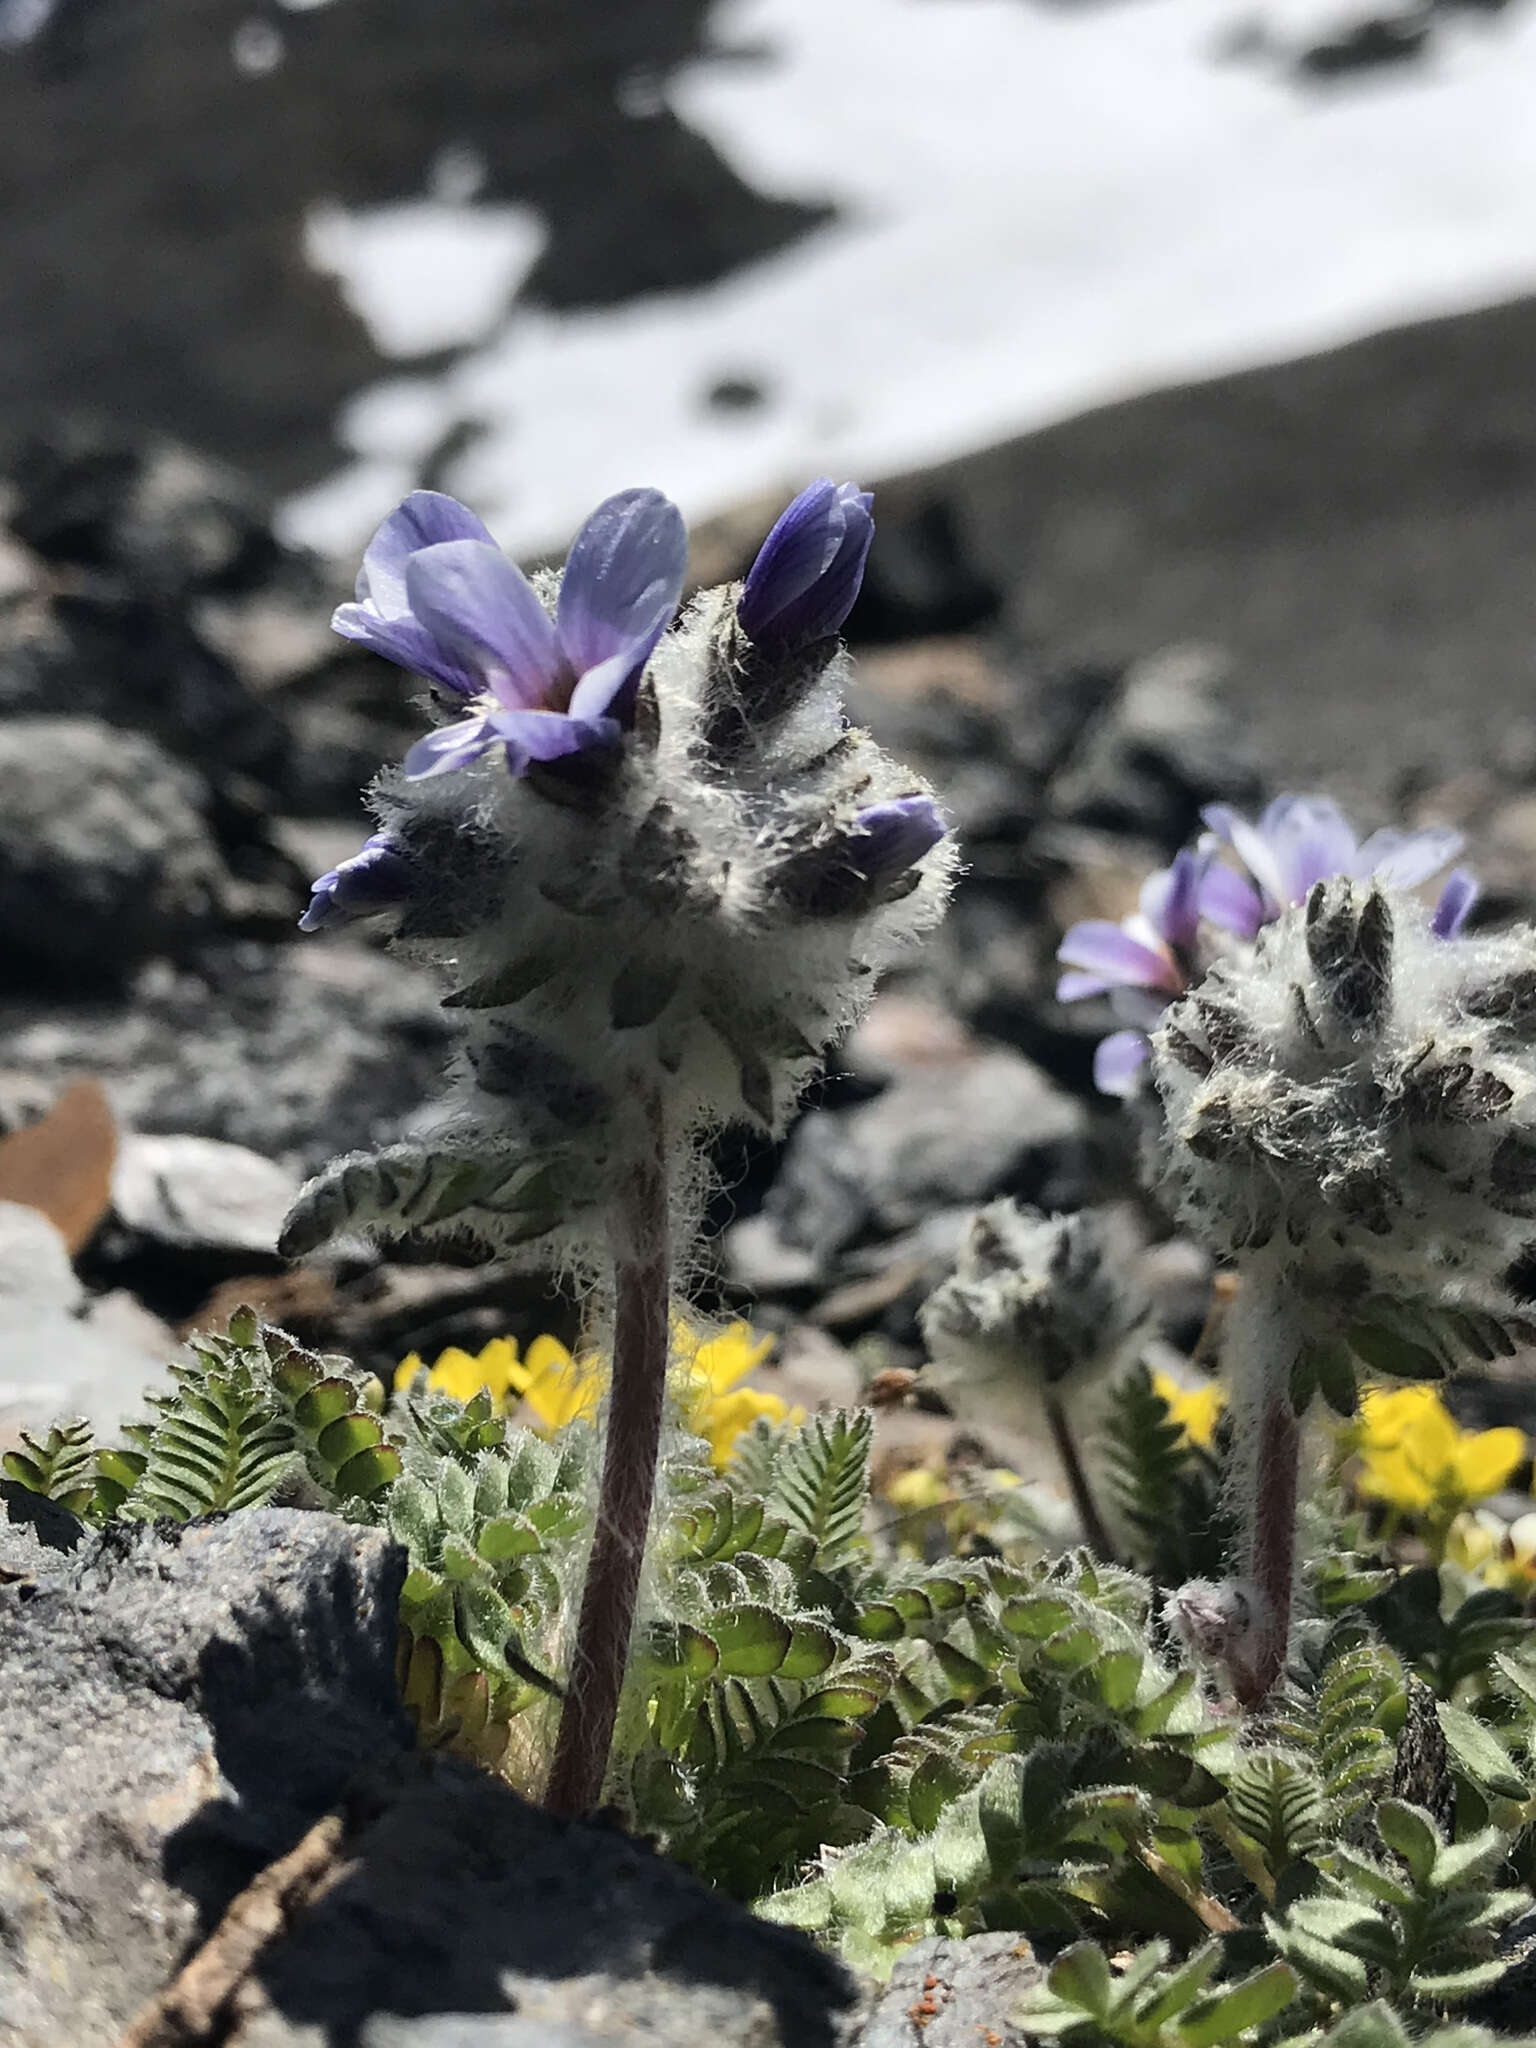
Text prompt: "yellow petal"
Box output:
[[1358, 1383, 1447, 1453], [1356, 1445, 1436, 1513], [1151, 1370, 1225, 1449], [523, 1332, 574, 1379], [473, 1336, 521, 1401], [521, 1350, 601, 1431], [394, 1351, 426, 1393], [699, 1384, 791, 1467], [426, 1345, 494, 1404], [1454, 1428, 1527, 1502]]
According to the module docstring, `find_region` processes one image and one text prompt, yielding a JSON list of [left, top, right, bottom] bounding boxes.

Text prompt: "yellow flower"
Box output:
[[394, 1336, 523, 1406], [516, 1333, 602, 1430], [1152, 1370, 1225, 1450], [884, 1463, 951, 1512], [1354, 1384, 1526, 1518], [394, 1332, 600, 1428], [671, 1317, 802, 1468], [395, 1316, 791, 1462]]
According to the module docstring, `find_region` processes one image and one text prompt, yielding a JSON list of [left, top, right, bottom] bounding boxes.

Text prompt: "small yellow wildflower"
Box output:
[[884, 1463, 951, 1513], [1354, 1384, 1526, 1519], [394, 1316, 793, 1463], [394, 1333, 600, 1428], [1152, 1369, 1225, 1450], [394, 1336, 523, 1407], [672, 1317, 803, 1468]]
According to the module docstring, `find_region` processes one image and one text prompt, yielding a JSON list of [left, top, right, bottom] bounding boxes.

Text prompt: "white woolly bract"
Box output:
[[920, 1202, 1149, 1441], [282, 582, 956, 1265], [1150, 879, 1536, 1321]]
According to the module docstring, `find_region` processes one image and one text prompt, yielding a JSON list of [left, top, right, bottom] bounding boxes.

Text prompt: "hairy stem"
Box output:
[[545, 1094, 670, 1816], [1225, 1273, 1301, 1707], [1043, 1389, 1114, 1563]]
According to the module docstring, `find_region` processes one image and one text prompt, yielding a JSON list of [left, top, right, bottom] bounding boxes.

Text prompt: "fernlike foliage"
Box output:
[[14, 1311, 1536, 2034]]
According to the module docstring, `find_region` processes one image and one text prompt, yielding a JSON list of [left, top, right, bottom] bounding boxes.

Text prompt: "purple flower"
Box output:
[[333, 488, 688, 781], [299, 831, 414, 933], [1056, 849, 1207, 1098], [1199, 795, 1465, 940], [738, 479, 875, 654], [849, 794, 946, 882]]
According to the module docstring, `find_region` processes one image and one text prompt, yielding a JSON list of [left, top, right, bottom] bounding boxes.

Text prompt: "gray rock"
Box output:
[[0, 940, 452, 1169], [111, 1131, 300, 1256], [0, 1505, 411, 2047], [0, 716, 228, 977], [0, 1500, 855, 2048], [765, 1049, 1090, 1270], [856, 1932, 1042, 2046]]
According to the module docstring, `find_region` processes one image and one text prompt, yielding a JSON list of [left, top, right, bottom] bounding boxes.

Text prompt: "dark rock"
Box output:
[[1042, 644, 1260, 845], [764, 1048, 1090, 1272], [0, 585, 293, 791], [0, 1507, 411, 2045], [0, 717, 228, 979], [232, 1757, 856, 2047], [856, 1931, 1042, 2046], [0, 1500, 855, 2048], [9, 421, 285, 593], [0, 940, 452, 1170]]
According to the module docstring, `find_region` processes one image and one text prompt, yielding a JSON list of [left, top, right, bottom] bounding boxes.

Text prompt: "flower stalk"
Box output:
[[546, 1088, 671, 1816]]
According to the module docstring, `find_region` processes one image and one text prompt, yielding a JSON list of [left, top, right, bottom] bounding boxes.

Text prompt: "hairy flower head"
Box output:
[[283, 482, 954, 1267], [1150, 878, 1536, 1406]]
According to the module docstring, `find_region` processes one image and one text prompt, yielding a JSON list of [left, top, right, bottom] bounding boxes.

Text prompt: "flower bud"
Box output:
[[298, 831, 414, 932], [737, 478, 874, 656]]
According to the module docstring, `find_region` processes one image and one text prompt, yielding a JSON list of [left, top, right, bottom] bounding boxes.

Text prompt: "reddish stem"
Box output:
[[1044, 1390, 1115, 1563], [1232, 1394, 1300, 1707], [545, 1096, 670, 1816]]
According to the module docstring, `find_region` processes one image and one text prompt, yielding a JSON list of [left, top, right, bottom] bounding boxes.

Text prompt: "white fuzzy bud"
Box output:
[[1150, 879, 1536, 1377], [920, 1202, 1149, 1440]]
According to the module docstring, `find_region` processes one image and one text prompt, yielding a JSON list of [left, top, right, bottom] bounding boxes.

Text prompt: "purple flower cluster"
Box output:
[[1058, 795, 1477, 1097], [302, 476, 900, 932]]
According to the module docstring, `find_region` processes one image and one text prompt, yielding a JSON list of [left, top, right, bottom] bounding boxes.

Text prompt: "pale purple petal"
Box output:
[[1432, 867, 1479, 938], [1057, 969, 1111, 1003], [556, 488, 687, 717], [1357, 825, 1464, 890], [404, 541, 564, 711], [1202, 803, 1289, 915], [402, 716, 497, 779], [331, 603, 483, 698], [566, 646, 649, 723], [356, 491, 497, 618], [1197, 860, 1266, 940], [1263, 795, 1360, 904], [1057, 920, 1180, 991], [1094, 1030, 1151, 1097], [486, 705, 622, 765], [1141, 849, 1204, 953]]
